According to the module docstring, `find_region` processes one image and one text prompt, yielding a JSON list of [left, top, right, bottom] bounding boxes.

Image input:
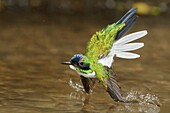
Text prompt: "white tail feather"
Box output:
[[114, 30, 147, 45], [98, 30, 147, 67], [116, 52, 140, 59], [114, 43, 144, 52]]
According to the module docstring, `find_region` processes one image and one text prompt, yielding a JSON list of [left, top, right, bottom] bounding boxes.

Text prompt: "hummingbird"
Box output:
[[62, 8, 147, 102]]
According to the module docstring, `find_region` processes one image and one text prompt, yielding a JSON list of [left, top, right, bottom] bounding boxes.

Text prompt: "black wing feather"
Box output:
[[115, 8, 138, 40], [117, 8, 137, 25], [80, 76, 96, 93], [106, 69, 127, 102]]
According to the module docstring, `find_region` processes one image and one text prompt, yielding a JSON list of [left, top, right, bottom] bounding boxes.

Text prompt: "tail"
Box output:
[[113, 8, 148, 59], [115, 8, 138, 40], [113, 30, 147, 59], [98, 8, 147, 67]]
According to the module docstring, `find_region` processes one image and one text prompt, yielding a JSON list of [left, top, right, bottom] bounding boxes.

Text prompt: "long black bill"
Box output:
[[61, 62, 71, 65]]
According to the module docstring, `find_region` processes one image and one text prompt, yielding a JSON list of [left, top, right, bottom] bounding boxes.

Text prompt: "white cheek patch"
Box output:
[[69, 65, 76, 70], [69, 65, 96, 78]]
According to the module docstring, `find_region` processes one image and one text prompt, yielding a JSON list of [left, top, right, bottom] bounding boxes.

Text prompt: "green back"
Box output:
[[84, 23, 125, 81], [85, 23, 125, 64]]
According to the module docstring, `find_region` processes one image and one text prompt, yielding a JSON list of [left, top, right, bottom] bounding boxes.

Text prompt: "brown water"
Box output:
[[0, 13, 169, 113]]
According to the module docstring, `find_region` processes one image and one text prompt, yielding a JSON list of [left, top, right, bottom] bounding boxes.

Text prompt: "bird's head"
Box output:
[[62, 54, 95, 78]]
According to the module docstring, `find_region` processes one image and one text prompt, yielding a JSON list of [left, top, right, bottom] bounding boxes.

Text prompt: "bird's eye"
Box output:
[[79, 62, 84, 66], [78, 62, 90, 70]]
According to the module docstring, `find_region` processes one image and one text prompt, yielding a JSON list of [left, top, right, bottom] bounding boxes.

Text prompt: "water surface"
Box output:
[[0, 13, 169, 113]]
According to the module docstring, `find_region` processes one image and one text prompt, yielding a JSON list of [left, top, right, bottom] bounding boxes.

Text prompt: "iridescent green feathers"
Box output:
[[64, 8, 147, 102], [85, 23, 125, 81], [86, 8, 138, 65], [86, 23, 125, 64], [84, 8, 140, 81]]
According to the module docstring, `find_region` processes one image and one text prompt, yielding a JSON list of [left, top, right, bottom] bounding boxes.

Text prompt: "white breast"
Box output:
[[69, 65, 96, 78]]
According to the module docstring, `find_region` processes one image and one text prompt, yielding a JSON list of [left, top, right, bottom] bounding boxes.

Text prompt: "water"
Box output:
[[0, 13, 169, 113]]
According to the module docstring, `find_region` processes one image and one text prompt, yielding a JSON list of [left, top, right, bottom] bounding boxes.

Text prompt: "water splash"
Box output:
[[120, 90, 161, 113], [68, 79, 85, 101], [68, 80, 161, 113], [126, 90, 161, 106], [69, 79, 84, 92]]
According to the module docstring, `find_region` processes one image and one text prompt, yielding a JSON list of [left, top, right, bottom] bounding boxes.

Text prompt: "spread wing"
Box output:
[[85, 23, 125, 64], [98, 30, 147, 67], [85, 8, 139, 65]]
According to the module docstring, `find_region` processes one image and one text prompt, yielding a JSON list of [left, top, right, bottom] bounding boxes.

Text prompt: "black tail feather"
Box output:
[[115, 15, 138, 40], [117, 8, 137, 25]]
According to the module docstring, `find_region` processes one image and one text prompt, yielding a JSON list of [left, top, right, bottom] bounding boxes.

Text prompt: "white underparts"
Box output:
[[69, 65, 96, 78]]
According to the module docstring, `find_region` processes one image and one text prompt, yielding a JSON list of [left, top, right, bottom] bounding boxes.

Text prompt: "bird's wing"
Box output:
[[85, 22, 125, 64], [98, 30, 147, 67], [103, 68, 127, 102], [80, 76, 96, 93], [86, 8, 139, 65]]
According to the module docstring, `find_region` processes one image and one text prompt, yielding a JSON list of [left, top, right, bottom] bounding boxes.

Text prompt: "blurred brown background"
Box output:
[[0, 0, 169, 113], [0, 0, 169, 14]]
